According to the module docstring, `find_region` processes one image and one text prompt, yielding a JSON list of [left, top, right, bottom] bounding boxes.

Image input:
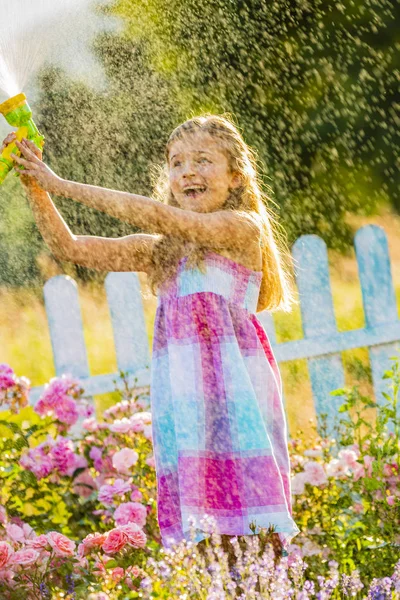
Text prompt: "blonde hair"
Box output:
[[148, 113, 298, 313]]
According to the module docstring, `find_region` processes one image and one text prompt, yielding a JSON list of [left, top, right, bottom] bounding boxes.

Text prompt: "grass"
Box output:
[[1, 206, 400, 438]]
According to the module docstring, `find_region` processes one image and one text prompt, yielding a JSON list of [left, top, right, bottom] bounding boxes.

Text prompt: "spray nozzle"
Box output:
[[0, 93, 45, 185]]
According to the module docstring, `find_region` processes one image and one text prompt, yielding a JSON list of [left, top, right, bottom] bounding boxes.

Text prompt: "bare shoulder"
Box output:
[[221, 210, 262, 245]]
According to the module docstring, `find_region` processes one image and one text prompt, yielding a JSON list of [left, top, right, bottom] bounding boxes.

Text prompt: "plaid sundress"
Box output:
[[150, 251, 300, 550]]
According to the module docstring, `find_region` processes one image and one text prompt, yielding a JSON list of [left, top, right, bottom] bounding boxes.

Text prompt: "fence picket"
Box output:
[[355, 225, 400, 430], [292, 235, 345, 428], [105, 272, 151, 379]]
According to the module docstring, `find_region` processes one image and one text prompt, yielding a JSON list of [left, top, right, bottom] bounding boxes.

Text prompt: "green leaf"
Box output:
[[0, 420, 23, 435], [14, 436, 29, 450], [20, 470, 38, 487], [105, 559, 118, 569]]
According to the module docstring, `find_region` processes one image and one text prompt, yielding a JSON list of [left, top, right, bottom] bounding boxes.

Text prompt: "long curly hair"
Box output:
[[148, 113, 298, 313]]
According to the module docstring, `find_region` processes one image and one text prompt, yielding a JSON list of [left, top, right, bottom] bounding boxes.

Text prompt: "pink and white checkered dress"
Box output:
[[150, 251, 300, 550]]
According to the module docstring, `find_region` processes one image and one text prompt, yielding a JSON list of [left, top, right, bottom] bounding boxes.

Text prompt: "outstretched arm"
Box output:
[[13, 140, 261, 250], [5, 136, 156, 273]]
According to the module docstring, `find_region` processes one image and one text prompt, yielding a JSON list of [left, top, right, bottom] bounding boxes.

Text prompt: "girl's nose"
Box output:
[[182, 161, 197, 175]]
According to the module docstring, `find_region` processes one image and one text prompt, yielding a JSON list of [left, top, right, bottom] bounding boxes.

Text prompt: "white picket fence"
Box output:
[[28, 224, 400, 433]]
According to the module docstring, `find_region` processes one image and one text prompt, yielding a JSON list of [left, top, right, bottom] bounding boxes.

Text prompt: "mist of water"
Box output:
[[0, 0, 118, 100]]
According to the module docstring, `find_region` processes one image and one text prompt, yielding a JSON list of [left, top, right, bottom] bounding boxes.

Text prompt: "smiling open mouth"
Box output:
[[184, 186, 207, 198]]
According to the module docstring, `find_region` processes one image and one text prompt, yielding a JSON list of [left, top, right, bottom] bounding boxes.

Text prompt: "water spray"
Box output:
[[0, 93, 44, 185]]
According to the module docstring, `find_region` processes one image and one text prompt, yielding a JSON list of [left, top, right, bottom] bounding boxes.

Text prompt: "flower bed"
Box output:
[[0, 357, 399, 599]]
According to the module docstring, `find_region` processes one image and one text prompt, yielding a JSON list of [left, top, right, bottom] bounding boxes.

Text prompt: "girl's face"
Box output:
[[168, 131, 242, 213]]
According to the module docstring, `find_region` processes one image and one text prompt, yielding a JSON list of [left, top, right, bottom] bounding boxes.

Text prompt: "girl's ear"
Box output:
[[230, 172, 243, 188]]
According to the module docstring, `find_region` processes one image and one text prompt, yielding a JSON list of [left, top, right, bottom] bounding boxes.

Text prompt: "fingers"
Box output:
[[1, 132, 17, 153], [22, 137, 43, 159], [15, 139, 41, 163], [10, 153, 37, 170]]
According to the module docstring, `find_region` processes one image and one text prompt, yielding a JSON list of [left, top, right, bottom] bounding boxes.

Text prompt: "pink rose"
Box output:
[[114, 502, 147, 527], [117, 523, 147, 548], [363, 455, 375, 477], [303, 461, 328, 487], [326, 459, 348, 478], [78, 533, 107, 557], [102, 529, 127, 554], [5, 524, 25, 543], [26, 535, 50, 550], [130, 488, 143, 502], [291, 472, 307, 495], [109, 418, 132, 433], [112, 449, 138, 473], [11, 548, 39, 565], [0, 542, 14, 568], [82, 418, 99, 432], [143, 424, 153, 440], [111, 566, 125, 581], [351, 462, 365, 481], [54, 396, 79, 425], [338, 449, 358, 467], [47, 532, 76, 557]]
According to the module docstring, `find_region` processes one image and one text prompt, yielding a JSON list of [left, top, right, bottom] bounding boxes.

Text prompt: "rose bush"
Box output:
[[0, 356, 398, 598]]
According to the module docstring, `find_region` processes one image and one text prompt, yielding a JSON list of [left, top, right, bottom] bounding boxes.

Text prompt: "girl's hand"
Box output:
[[10, 138, 62, 194], [1, 132, 18, 153]]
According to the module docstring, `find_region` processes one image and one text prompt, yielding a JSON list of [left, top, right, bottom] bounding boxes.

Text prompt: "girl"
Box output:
[[5, 114, 300, 568]]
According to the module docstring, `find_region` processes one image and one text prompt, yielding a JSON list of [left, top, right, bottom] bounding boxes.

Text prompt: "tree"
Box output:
[[111, 0, 399, 249]]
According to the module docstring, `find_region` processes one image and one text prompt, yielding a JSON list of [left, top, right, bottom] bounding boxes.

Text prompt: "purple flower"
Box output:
[[98, 479, 131, 506], [367, 577, 393, 600]]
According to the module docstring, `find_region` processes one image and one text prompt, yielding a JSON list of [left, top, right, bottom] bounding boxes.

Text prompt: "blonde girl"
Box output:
[[5, 114, 300, 572]]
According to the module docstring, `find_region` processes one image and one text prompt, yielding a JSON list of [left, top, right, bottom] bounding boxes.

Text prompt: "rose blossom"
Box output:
[[0, 542, 14, 568], [5, 524, 25, 543], [47, 532, 76, 557], [26, 535, 50, 550], [102, 529, 128, 554], [112, 448, 138, 473], [54, 396, 79, 425], [78, 533, 107, 557], [130, 487, 143, 502], [114, 502, 147, 527], [291, 472, 307, 495], [109, 418, 132, 434], [363, 455, 375, 477], [143, 424, 153, 440], [326, 459, 349, 478], [82, 417, 100, 432], [303, 461, 328, 486], [117, 523, 147, 548], [11, 548, 39, 565], [351, 461, 365, 481], [338, 449, 358, 467]]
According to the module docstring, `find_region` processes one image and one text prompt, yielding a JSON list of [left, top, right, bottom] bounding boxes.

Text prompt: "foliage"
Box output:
[[0, 358, 399, 597], [289, 355, 400, 583], [111, 0, 399, 242]]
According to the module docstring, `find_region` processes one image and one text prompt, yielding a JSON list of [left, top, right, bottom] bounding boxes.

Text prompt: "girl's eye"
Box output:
[[199, 157, 210, 163]]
